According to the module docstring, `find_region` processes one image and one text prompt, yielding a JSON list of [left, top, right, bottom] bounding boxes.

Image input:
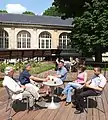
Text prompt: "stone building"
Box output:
[[0, 13, 76, 60]]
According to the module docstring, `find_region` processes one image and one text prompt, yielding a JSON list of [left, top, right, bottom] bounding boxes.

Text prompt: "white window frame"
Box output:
[[17, 31, 31, 48], [39, 32, 51, 49], [59, 33, 70, 49], [0, 30, 9, 48]]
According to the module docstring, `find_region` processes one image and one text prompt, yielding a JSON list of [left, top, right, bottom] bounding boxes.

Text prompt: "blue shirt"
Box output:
[[57, 66, 67, 81], [19, 70, 31, 85]]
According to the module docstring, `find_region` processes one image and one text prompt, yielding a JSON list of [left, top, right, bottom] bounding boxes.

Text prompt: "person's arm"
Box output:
[[30, 75, 47, 82], [3, 78, 24, 93], [85, 79, 92, 85], [85, 84, 103, 91]]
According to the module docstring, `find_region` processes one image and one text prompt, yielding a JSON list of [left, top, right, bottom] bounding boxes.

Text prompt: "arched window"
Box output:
[[39, 31, 51, 49], [17, 31, 31, 48], [59, 32, 70, 49], [0, 30, 9, 48]]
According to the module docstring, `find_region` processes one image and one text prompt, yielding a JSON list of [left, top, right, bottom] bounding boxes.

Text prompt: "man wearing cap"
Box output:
[[3, 66, 35, 109], [55, 60, 67, 81], [19, 64, 47, 101]]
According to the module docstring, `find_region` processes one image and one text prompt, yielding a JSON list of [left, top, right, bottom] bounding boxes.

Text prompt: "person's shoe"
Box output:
[[65, 102, 71, 106], [74, 109, 84, 114], [59, 93, 64, 97], [72, 104, 76, 108]]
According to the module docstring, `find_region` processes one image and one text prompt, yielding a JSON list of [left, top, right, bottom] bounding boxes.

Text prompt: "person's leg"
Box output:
[[75, 88, 97, 114], [66, 87, 73, 103], [22, 90, 34, 108], [62, 82, 82, 104], [62, 83, 72, 95], [79, 89, 97, 108], [68, 82, 82, 89], [25, 84, 40, 100]]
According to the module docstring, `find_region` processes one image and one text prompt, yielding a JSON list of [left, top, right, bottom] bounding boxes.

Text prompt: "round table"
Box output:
[[43, 76, 63, 109]]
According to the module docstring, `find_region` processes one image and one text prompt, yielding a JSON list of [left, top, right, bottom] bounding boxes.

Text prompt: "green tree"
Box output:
[[23, 11, 35, 15], [53, 0, 91, 18], [0, 10, 8, 13], [43, 6, 61, 17], [71, 0, 108, 62]]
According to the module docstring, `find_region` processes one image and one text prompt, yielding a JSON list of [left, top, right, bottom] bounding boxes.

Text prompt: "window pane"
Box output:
[[0, 30, 9, 48], [5, 38, 9, 48], [27, 38, 30, 48], [22, 38, 26, 48], [17, 38, 21, 48], [63, 40, 66, 48], [41, 40, 44, 48], [0, 38, 3, 48], [46, 40, 49, 48]]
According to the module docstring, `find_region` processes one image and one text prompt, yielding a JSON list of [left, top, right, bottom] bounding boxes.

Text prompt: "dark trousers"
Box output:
[[74, 88, 98, 110]]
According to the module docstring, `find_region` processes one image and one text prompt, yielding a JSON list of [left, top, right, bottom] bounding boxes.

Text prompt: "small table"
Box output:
[[43, 76, 63, 109]]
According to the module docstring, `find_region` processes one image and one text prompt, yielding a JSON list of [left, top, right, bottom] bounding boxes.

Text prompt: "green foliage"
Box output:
[[0, 62, 7, 72], [70, 0, 108, 61], [0, 10, 8, 13], [30, 62, 55, 74], [23, 11, 35, 15], [43, 6, 61, 17], [86, 65, 94, 70], [53, 0, 91, 18]]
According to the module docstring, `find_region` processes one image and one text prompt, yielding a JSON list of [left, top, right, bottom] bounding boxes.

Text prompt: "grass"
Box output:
[[30, 62, 55, 74]]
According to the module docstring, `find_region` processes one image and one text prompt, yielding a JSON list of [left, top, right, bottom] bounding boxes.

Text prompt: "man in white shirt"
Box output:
[[74, 67, 107, 114], [2, 66, 35, 109]]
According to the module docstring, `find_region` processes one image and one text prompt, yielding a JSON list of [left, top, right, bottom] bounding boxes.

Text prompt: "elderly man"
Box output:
[[19, 64, 47, 100], [74, 67, 106, 114], [2, 66, 35, 109]]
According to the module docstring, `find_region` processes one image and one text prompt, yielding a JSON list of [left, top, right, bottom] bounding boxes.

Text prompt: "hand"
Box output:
[[85, 84, 90, 88], [21, 85, 26, 89], [43, 78, 48, 82], [46, 76, 50, 80]]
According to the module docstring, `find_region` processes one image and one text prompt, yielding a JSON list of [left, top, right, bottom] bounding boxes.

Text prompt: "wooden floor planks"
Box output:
[[0, 70, 108, 120]]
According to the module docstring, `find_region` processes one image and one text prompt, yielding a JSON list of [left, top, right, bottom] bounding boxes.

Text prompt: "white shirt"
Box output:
[[3, 76, 24, 100], [90, 74, 106, 88]]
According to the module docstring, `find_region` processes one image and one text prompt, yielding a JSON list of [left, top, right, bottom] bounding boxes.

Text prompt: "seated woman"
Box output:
[[61, 65, 87, 106]]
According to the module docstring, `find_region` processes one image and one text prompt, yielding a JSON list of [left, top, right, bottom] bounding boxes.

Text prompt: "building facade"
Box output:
[[0, 13, 74, 59]]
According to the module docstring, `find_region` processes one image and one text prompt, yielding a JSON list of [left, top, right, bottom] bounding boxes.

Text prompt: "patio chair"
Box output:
[[86, 92, 105, 113], [5, 86, 30, 120]]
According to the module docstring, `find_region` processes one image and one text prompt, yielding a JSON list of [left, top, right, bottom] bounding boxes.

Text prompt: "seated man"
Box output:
[[55, 60, 67, 82], [54, 60, 67, 94], [19, 64, 47, 101], [3, 66, 35, 109], [74, 67, 107, 114]]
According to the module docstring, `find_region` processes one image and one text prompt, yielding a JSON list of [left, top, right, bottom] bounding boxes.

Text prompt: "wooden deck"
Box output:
[[0, 70, 108, 120]]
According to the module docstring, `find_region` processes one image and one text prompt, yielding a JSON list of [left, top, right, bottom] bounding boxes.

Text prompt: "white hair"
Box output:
[[5, 66, 13, 75]]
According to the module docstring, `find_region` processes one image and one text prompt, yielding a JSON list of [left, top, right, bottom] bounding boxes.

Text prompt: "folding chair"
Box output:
[[86, 92, 105, 113], [5, 86, 30, 120]]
